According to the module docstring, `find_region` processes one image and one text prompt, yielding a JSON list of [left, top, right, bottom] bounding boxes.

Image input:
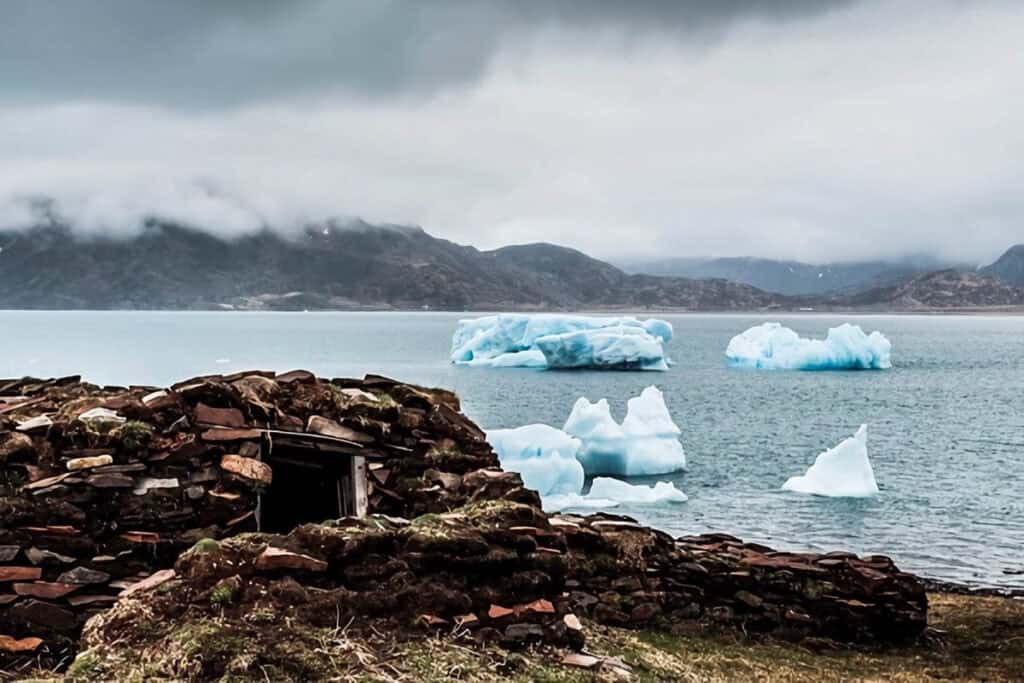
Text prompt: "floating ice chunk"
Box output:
[[725, 322, 891, 370], [588, 477, 688, 504], [565, 386, 686, 476], [535, 327, 668, 370], [782, 424, 879, 497], [542, 492, 619, 513], [543, 477, 687, 512], [486, 424, 584, 497], [450, 314, 672, 370]]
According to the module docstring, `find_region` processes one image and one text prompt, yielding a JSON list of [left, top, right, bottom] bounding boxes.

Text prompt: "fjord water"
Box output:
[[1, 311, 1022, 589]]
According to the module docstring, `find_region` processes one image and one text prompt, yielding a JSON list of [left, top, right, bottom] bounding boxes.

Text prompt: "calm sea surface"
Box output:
[[1, 311, 1022, 589]]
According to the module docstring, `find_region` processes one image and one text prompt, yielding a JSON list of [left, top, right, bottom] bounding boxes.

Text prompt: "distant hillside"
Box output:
[[618, 256, 952, 296], [836, 270, 1024, 310], [0, 221, 781, 311], [979, 244, 1024, 286]]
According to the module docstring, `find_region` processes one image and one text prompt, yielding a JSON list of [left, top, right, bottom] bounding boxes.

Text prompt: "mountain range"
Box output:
[[1, 221, 1022, 311], [616, 255, 965, 296]]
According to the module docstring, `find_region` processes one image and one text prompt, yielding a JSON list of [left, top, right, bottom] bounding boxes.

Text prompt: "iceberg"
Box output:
[[544, 478, 687, 512], [564, 386, 686, 476], [782, 424, 879, 497], [486, 424, 584, 497], [725, 322, 892, 370], [450, 314, 672, 370]]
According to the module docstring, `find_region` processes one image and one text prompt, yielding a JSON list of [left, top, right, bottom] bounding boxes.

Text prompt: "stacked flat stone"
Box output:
[[0, 371, 535, 670]]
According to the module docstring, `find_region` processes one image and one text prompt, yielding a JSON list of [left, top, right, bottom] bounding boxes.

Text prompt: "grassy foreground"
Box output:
[[29, 591, 1018, 682]]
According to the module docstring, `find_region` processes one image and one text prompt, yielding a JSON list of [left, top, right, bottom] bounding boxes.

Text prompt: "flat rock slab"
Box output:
[[14, 582, 79, 600], [220, 454, 272, 484], [0, 567, 43, 582], [194, 403, 247, 429], [255, 547, 327, 573], [0, 635, 44, 653], [121, 569, 176, 597], [202, 428, 262, 442]]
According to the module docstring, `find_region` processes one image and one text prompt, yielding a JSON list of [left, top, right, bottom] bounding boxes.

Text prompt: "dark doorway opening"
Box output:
[[257, 431, 368, 534]]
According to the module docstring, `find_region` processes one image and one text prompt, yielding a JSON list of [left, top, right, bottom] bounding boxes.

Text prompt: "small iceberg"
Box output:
[[451, 314, 672, 370], [782, 424, 879, 497], [544, 477, 687, 513], [564, 386, 686, 476], [725, 322, 891, 370], [485, 424, 584, 497], [488, 386, 687, 509]]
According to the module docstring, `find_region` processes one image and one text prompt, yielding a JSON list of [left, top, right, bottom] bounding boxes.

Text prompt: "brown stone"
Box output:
[[0, 431, 34, 461], [22, 472, 72, 491], [631, 602, 661, 622], [0, 546, 20, 562], [86, 473, 135, 488], [13, 582, 79, 599], [0, 635, 44, 653], [0, 567, 43, 582], [67, 594, 118, 608], [0, 594, 18, 605], [220, 454, 272, 484], [417, 614, 449, 626], [254, 547, 327, 573], [735, 590, 764, 608], [202, 428, 261, 442], [455, 613, 479, 628], [121, 569, 176, 597], [277, 369, 315, 384], [194, 403, 247, 428]]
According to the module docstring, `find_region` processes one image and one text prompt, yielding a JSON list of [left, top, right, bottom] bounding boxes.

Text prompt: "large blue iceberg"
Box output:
[[725, 322, 892, 370], [487, 385, 688, 511], [451, 314, 672, 370]]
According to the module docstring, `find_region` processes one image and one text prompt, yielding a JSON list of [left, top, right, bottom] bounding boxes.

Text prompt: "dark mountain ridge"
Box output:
[[617, 255, 962, 296], [0, 221, 779, 311], [979, 244, 1024, 286]]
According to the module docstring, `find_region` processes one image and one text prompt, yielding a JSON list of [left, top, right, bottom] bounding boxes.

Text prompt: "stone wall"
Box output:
[[0, 371, 536, 668]]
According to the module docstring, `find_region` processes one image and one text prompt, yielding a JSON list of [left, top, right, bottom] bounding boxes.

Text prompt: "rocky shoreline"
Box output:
[[0, 370, 1003, 681]]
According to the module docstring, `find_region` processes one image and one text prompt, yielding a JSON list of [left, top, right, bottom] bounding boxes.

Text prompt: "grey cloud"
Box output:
[[0, 0, 852, 108]]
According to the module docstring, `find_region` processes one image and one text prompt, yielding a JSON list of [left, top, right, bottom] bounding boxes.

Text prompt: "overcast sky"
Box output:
[[0, 0, 1021, 264]]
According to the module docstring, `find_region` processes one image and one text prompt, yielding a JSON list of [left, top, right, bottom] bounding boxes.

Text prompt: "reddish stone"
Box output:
[[417, 614, 449, 626], [488, 604, 514, 620], [13, 582, 78, 599], [194, 403, 247, 429], [0, 567, 42, 582], [255, 547, 327, 573], [455, 613, 479, 628], [201, 428, 261, 442], [522, 599, 555, 615], [0, 635, 44, 653], [120, 531, 161, 544], [121, 569, 176, 597]]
